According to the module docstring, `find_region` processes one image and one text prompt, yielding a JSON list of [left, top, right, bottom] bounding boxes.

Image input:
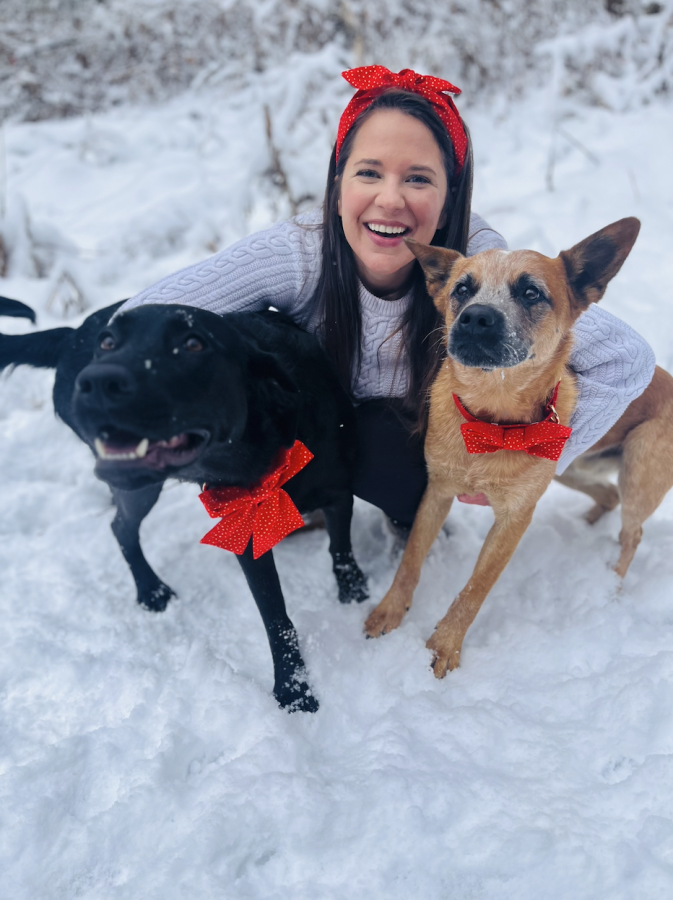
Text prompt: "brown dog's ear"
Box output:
[[405, 238, 463, 311], [559, 217, 640, 311]]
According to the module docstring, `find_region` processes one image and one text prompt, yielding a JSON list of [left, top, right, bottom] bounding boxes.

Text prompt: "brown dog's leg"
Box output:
[[615, 422, 673, 578], [427, 503, 536, 677], [555, 462, 620, 525], [364, 482, 454, 637]]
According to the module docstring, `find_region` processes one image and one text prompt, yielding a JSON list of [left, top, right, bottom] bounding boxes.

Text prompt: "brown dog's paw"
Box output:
[[585, 503, 609, 525], [364, 594, 409, 638], [426, 631, 462, 678]]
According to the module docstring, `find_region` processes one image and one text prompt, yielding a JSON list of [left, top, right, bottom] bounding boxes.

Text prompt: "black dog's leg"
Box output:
[[322, 494, 368, 604], [237, 542, 318, 713], [110, 484, 176, 612]]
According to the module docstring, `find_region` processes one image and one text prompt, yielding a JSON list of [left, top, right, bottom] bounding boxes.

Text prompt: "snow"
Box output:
[[2, 72, 673, 897]]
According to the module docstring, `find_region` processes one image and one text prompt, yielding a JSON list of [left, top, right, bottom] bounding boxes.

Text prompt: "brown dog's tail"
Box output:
[[0, 297, 73, 371]]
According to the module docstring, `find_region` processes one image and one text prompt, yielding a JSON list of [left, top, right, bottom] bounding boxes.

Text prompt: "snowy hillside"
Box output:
[[2, 12, 673, 898]]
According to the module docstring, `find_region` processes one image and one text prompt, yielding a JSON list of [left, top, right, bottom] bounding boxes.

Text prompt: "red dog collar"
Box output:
[[453, 382, 572, 462], [199, 440, 313, 559]]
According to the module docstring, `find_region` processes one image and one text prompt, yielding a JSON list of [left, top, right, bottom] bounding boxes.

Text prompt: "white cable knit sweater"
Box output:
[[122, 210, 655, 474]]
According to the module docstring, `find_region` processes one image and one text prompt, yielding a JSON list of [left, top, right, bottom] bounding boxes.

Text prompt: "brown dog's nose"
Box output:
[[457, 304, 501, 336], [76, 363, 137, 404]]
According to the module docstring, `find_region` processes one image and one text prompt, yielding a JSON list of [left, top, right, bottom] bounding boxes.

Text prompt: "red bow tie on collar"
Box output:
[[199, 440, 313, 559], [452, 382, 572, 462]]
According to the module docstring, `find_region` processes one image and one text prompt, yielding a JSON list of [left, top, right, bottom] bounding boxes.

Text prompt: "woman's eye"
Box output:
[[183, 336, 204, 352], [100, 335, 115, 351], [407, 175, 430, 184], [356, 169, 380, 178], [524, 287, 540, 302]]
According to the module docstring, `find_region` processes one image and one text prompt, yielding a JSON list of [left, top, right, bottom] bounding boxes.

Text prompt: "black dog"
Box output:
[[0, 296, 368, 711]]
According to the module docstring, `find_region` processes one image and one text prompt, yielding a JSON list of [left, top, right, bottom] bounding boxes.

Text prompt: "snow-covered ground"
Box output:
[[1, 76, 673, 897]]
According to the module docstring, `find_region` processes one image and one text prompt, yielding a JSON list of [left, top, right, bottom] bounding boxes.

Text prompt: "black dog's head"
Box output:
[[73, 305, 299, 491]]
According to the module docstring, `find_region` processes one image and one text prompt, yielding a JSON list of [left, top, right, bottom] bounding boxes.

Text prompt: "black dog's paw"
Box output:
[[333, 552, 369, 604], [274, 672, 319, 713], [138, 582, 176, 613]]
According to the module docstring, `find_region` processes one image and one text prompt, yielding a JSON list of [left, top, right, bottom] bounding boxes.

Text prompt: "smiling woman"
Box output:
[[121, 65, 655, 532], [337, 110, 449, 296]]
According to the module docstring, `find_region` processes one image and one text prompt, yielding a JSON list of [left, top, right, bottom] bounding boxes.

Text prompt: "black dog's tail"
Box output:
[[0, 295, 37, 323], [0, 296, 73, 371]]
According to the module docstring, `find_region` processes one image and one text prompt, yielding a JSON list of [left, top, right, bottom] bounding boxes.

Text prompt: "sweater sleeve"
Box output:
[[121, 208, 505, 317], [467, 212, 508, 255], [119, 210, 323, 323], [557, 305, 656, 474]]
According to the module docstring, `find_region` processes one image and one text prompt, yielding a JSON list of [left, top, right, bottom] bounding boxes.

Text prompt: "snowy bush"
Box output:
[[0, 0, 647, 124], [540, 1, 673, 110]]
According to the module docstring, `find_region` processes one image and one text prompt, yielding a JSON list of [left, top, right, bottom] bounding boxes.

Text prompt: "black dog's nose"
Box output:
[[457, 304, 502, 336], [76, 363, 137, 403]]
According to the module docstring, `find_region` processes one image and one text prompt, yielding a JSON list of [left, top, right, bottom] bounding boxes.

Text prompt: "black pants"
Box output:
[[352, 400, 428, 529]]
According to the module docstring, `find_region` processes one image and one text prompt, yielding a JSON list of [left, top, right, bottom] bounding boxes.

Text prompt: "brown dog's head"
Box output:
[[408, 217, 640, 371]]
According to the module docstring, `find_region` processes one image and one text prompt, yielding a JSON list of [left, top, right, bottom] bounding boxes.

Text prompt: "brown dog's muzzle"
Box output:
[[449, 302, 530, 369]]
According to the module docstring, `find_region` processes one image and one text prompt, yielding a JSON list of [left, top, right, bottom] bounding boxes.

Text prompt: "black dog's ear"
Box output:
[[560, 217, 640, 312], [247, 348, 299, 448], [405, 239, 463, 313], [248, 349, 298, 395]]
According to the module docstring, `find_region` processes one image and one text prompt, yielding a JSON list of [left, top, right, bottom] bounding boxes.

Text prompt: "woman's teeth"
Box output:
[[366, 223, 407, 235]]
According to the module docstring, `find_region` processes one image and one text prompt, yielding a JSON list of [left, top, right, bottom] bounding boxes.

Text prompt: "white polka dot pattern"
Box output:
[[336, 66, 467, 170], [199, 440, 313, 559], [453, 390, 572, 462]]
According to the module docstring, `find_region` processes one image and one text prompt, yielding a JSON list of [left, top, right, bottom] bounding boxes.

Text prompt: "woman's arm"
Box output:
[[121, 208, 505, 317], [120, 211, 323, 323], [467, 212, 508, 255], [557, 305, 656, 474]]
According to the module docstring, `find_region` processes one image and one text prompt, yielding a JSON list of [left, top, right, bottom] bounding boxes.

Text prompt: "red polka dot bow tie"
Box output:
[[199, 440, 313, 559], [452, 382, 572, 462], [336, 65, 467, 171]]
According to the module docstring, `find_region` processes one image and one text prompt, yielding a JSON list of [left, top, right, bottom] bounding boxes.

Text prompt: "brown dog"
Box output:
[[365, 217, 673, 677]]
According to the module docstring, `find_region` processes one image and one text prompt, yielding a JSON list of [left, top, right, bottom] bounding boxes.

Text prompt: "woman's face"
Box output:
[[338, 108, 448, 296]]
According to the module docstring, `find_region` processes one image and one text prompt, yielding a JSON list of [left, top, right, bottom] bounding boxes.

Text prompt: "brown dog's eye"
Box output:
[[100, 335, 115, 351], [184, 336, 204, 352], [455, 284, 469, 298], [524, 287, 540, 302]]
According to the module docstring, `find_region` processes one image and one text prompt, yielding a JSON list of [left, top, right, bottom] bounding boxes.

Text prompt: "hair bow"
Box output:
[[336, 65, 467, 171]]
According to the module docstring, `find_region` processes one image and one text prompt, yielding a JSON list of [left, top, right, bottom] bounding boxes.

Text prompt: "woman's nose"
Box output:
[[375, 177, 405, 211]]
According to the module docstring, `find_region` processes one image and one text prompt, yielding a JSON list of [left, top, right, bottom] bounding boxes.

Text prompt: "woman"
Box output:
[[122, 66, 654, 529]]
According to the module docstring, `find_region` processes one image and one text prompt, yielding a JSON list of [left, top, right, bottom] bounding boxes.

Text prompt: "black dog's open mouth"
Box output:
[[93, 427, 209, 470]]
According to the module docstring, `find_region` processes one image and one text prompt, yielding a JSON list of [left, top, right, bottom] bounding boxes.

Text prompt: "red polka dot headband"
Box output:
[[336, 66, 468, 173]]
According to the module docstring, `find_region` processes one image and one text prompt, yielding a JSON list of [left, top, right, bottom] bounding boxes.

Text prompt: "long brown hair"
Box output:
[[312, 88, 474, 434]]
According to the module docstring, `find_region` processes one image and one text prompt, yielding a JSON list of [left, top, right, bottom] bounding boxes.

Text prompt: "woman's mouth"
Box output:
[[364, 222, 411, 245]]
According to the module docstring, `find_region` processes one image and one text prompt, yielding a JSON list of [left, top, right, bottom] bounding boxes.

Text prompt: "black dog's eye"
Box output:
[[183, 336, 204, 352], [524, 286, 540, 302], [100, 335, 115, 351]]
